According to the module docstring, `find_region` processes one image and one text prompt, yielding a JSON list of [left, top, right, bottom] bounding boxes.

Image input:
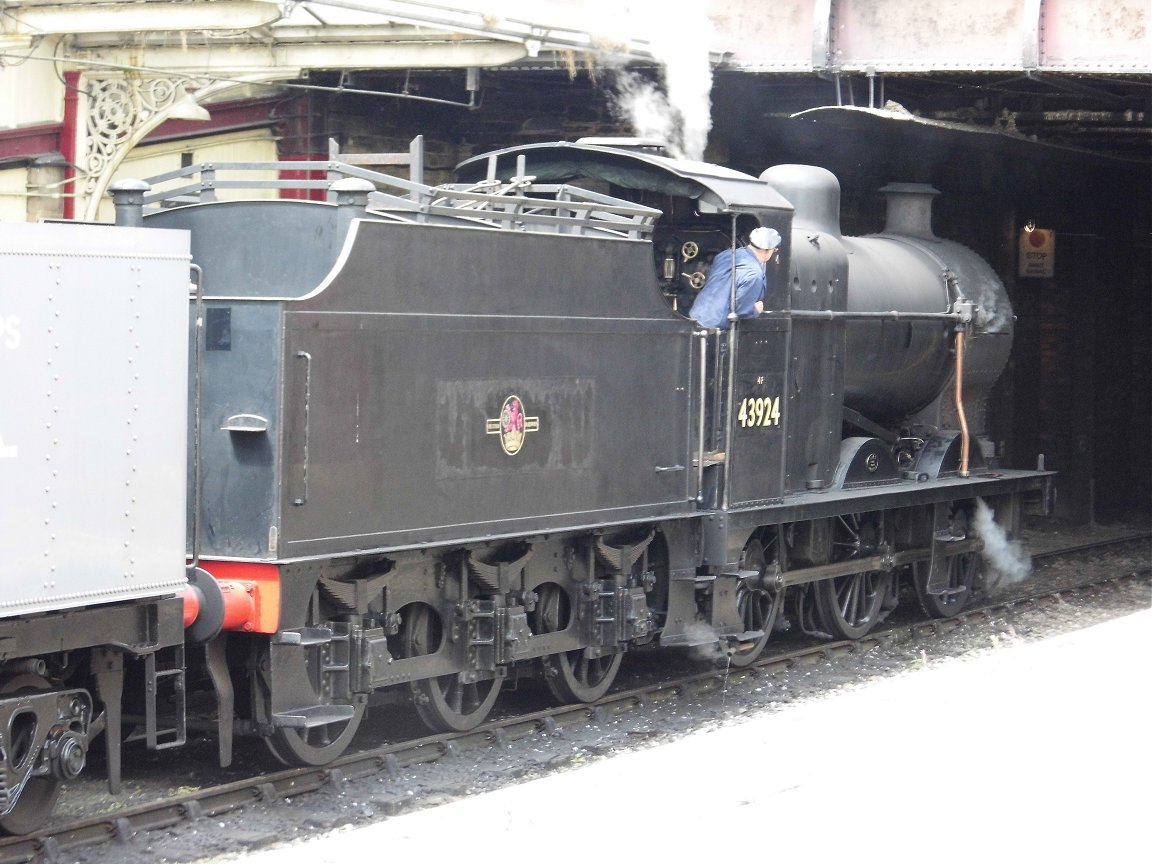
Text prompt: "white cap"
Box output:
[[749, 226, 781, 250]]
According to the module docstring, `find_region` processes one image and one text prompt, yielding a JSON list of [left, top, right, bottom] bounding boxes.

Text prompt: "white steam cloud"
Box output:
[[683, 621, 724, 662], [607, 3, 715, 160], [974, 498, 1033, 589]]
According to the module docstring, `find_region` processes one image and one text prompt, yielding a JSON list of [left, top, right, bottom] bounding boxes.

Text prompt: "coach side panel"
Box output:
[[0, 224, 189, 616]]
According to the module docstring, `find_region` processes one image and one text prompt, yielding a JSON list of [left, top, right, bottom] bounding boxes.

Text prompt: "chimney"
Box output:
[[879, 182, 940, 239]]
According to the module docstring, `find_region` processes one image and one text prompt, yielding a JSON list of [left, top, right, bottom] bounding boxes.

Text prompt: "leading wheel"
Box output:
[[535, 584, 622, 703], [0, 675, 62, 835], [401, 604, 502, 732], [815, 513, 893, 640], [728, 535, 782, 668]]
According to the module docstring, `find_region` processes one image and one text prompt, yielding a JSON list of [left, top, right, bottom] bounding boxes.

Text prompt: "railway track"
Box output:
[[3, 533, 1148, 864]]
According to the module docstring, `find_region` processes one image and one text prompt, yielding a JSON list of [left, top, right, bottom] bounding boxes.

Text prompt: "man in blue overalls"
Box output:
[[689, 226, 781, 329]]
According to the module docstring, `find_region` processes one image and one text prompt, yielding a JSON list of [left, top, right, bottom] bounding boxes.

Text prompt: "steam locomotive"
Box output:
[[0, 138, 1049, 832]]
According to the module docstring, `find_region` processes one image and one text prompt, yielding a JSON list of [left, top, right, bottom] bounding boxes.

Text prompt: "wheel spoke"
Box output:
[[840, 578, 856, 623], [447, 680, 462, 714], [576, 658, 593, 688]]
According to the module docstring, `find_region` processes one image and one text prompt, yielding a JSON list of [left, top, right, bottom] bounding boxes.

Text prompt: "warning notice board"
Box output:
[[1019, 228, 1055, 278]]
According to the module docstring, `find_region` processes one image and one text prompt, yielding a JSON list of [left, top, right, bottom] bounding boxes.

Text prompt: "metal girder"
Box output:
[[0, 1, 282, 38], [278, 0, 656, 59], [8, 0, 659, 64], [68, 38, 531, 76], [6, 1, 1148, 75], [721, 0, 1151, 74]]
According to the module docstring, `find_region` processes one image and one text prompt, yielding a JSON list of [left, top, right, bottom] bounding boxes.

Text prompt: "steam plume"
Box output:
[[683, 621, 724, 662], [974, 498, 1033, 589], [606, 3, 715, 160]]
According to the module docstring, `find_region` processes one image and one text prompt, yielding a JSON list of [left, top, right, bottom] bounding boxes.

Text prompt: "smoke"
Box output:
[[951, 244, 1014, 336], [973, 281, 1013, 335], [606, 3, 715, 160], [683, 621, 725, 662], [974, 498, 1033, 589]]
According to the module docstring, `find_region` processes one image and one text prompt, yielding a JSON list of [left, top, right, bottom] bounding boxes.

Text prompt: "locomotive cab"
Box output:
[[455, 140, 802, 509]]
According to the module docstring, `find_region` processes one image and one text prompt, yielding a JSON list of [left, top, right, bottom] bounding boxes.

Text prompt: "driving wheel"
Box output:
[[815, 512, 893, 640], [401, 604, 502, 732], [534, 583, 622, 703], [727, 534, 782, 667]]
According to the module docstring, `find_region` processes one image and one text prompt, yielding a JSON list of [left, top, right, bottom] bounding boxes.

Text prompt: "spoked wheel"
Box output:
[[914, 509, 982, 618], [728, 535, 782, 668], [534, 583, 622, 703], [401, 604, 502, 732], [0, 675, 62, 835], [815, 512, 893, 640], [257, 593, 365, 767]]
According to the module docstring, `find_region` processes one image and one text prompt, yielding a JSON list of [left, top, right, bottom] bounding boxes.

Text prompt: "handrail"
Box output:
[[139, 158, 660, 241]]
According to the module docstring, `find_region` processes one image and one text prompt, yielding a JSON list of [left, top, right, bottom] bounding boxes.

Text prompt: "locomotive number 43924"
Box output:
[[737, 395, 781, 428]]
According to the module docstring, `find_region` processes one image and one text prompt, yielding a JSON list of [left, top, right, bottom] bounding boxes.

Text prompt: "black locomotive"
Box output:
[[0, 137, 1049, 832]]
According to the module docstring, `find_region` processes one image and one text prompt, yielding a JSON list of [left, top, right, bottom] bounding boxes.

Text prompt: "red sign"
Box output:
[[1018, 228, 1055, 278]]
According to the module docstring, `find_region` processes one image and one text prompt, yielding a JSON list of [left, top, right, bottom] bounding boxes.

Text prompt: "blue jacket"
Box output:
[[688, 247, 766, 329]]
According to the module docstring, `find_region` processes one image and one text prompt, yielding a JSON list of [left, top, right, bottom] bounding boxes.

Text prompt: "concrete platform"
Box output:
[[241, 609, 1151, 862]]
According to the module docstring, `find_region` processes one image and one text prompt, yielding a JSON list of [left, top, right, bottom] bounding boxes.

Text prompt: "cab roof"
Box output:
[[456, 140, 794, 216]]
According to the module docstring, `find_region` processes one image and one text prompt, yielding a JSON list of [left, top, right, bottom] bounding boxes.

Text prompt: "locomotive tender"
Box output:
[[0, 138, 1049, 831]]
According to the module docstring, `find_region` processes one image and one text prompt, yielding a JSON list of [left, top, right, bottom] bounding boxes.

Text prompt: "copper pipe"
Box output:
[[954, 330, 971, 477]]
